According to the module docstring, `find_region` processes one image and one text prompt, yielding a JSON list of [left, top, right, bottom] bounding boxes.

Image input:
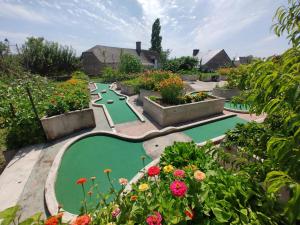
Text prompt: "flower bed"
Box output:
[[143, 95, 225, 126]]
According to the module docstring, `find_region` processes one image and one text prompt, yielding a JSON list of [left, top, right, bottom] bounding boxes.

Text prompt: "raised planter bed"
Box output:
[[138, 89, 161, 105], [116, 81, 121, 90], [212, 87, 240, 100], [41, 108, 96, 140], [120, 83, 136, 96], [143, 96, 225, 127], [180, 74, 198, 82]]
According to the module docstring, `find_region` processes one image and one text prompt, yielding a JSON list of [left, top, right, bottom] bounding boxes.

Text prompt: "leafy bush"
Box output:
[[21, 37, 80, 77], [45, 78, 90, 117], [119, 53, 142, 74], [0, 74, 52, 148], [71, 71, 89, 81], [158, 75, 184, 104], [163, 56, 198, 72]]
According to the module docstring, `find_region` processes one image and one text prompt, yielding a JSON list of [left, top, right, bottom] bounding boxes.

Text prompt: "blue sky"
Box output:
[[0, 0, 290, 58]]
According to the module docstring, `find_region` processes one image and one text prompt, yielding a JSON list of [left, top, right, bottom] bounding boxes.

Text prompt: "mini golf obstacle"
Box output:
[[119, 96, 126, 100], [101, 89, 107, 93], [107, 100, 114, 104]]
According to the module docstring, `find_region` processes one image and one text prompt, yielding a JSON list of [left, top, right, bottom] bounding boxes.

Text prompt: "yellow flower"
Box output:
[[163, 165, 174, 173], [138, 183, 149, 191], [194, 170, 206, 181], [104, 169, 112, 173]]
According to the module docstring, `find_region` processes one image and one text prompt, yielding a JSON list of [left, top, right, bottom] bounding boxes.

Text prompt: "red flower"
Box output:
[[146, 211, 162, 225], [185, 210, 194, 219], [148, 166, 160, 177], [76, 178, 87, 185], [45, 216, 59, 225], [170, 180, 188, 197], [72, 215, 90, 225]]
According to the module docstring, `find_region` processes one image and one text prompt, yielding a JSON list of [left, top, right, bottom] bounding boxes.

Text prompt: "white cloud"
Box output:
[[0, 2, 49, 23]]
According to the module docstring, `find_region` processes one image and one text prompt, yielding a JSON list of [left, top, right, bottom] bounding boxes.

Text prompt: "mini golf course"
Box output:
[[224, 101, 249, 112], [55, 116, 247, 214], [92, 83, 139, 124]]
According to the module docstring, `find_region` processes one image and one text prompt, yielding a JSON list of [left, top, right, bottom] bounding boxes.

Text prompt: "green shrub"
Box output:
[[139, 70, 173, 91], [71, 71, 89, 81], [163, 56, 198, 72], [119, 53, 142, 74], [21, 37, 80, 76], [158, 75, 184, 104]]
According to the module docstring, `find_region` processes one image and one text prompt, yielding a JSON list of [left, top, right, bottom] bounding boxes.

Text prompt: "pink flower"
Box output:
[[173, 169, 185, 178], [118, 178, 128, 186], [170, 180, 188, 197], [112, 208, 121, 218], [146, 211, 162, 225]]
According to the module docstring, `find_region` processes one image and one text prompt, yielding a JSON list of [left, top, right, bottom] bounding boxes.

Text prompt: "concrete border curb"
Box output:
[[45, 113, 237, 221]]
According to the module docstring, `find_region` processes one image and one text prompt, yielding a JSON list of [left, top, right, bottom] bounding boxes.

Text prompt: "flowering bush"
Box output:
[[45, 77, 90, 117], [158, 75, 184, 104]]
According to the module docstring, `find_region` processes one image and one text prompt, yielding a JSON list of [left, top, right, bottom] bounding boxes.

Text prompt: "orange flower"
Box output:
[[130, 195, 138, 201], [76, 178, 87, 184], [45, 216, 59, 225], [72, 215, 90, 225], [104, 169, 112, 173]]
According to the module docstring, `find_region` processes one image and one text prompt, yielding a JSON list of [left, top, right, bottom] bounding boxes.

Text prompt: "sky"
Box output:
[[0, 0, 290, 58]]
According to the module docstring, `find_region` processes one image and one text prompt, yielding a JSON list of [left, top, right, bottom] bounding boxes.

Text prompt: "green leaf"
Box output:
[[212, 207, 231, 222], [0, 205, 20, 225]]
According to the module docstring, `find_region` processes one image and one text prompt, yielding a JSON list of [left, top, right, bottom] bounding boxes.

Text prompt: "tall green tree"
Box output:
[[150, 18, 162, 53]]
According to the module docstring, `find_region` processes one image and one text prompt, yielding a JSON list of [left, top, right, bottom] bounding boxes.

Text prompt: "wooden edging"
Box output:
[[45, 113, 237, 222], [90, 82, 145, 128]]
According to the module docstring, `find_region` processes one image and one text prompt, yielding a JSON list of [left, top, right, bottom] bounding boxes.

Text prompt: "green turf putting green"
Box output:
[[55, 135, 151, 214], [183, 116, 247, 143], [93, 83, 138, 124], [224, 101, 249, 112]]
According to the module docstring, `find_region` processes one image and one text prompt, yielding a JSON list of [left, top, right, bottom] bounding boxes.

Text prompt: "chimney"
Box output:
[[136, 41, 141, 56], [193, 49, 199, 56]]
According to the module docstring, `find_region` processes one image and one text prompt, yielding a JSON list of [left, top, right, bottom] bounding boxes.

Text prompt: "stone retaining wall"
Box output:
[[143, 96, 225, 127], [212, 87, 240, 100], [120, 83, 136, 96], [41, 108, 96, 140], [138, 89, 161, 105], [180, 74, 198, 81]]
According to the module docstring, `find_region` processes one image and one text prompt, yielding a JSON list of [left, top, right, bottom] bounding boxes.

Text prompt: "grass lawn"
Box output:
[[0, 127, 7, 173]]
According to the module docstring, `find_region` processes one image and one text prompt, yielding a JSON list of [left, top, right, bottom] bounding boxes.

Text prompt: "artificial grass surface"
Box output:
[[224, 101, 249, 112], [183, 116, 247, 143], [93, 83, 138, 124], [55, 135, 151, 214]]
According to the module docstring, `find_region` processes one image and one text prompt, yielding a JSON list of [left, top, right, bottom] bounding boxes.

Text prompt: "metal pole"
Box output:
[[25, 86, 47, 141]]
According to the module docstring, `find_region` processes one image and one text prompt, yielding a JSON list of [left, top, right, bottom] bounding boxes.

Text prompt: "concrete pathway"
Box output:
[[187, 80, 227, 92], [0, 144, 44, 211], [143, 132, 192, 159]]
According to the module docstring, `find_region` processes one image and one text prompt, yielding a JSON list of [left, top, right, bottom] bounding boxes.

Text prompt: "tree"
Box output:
[[119, 53, 142, 74], [272, 0, 300, 47], [150, 18, 162, 53]]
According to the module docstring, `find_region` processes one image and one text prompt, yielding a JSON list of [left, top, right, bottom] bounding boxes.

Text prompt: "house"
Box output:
[[81, 42, 159, 75], [192, 49, 232, 71], [234, 55, 254, 66]]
